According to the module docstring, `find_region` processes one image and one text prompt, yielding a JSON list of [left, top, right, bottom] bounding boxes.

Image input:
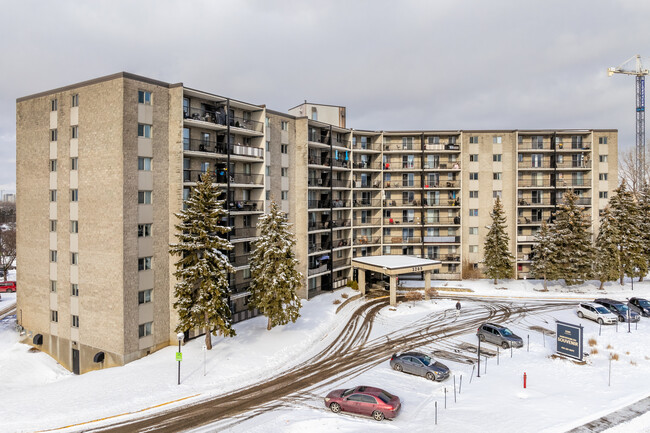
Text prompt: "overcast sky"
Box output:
[[1, 0, 649, 194]]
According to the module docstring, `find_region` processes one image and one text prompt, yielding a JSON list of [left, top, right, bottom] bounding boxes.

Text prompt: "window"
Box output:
[[266, 141, 270, 151], [138, 124, 152, 138], [281, 167, 288, 177], [50, 250, 57, 263], [138, 257, 152, 271], [469, 191, 478, 198], [243, 241, 251, 254], [138, 191, 152, 204], [138, 157, 152, 171], [50, 189, 57, 202], [51, 310, 58, 323], [493, 190, 502, 198], [139, 322, 153, 338], [50, 220, 57, 232], [266, 190, 271, 200], [138, 90, 152, 105], [138, 289, 152, 304], [138, 223, 152, 237], [281, 144, 288, 154], [281, 191, 288, 200], [493, 154, 502, 162], [71, 126, 78, 139], [70, 157, 78, 170], [469, 227, 479, 235], [599, 191, 608, 199], [599, 155, 608, 163], [50, 159, 57, 172], [50, 280, 57, 293], [265, 166, 270, 176], [469, 173, 478, 180], [71, 284, 79, 296], [469, 209, 479, 216], [493, 136, 502, 144], [599, 137, 608, 144], [469, 136, 479, 143], [72, 315, 79, 328], [599, 173, 608, 181], [281, 121, 288, 131], [493, 172, 502, 180], [71, 94, 79, 107], [51, 99, 58, 111], [70, 220, 78, 233], [469, 245, 479, 253], [71, 252, 79, 265], [50, 129, 58, 141], [70, 189, 78, 202], [469, 154, 478, 162], [243, 268, 251, 279]]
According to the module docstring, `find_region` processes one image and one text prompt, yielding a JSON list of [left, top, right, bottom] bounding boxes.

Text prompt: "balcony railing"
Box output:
[[353, 198, 383, 207], [332, 258, 351, 269], [183, 170, 264, 185], [384, 236, 422, 244], [308, 199, 350, 209], [230, 227, 257, 238], [424, 236, 460, 243], [333, 239, 351, 248], [517, 140, 591, 151], [424, 143, 460, 151], [308, 264, 329, 276], [353, 236, 380, 246], [332, 179, 351, 188], [424, 216, 462, 225], [309, 242, 332, 253], [229, 200, 263, 212], [228, 253, 250, 267], [352, 161, 383, 169], [184, 108, 264, 133], [384, 218, 421, 225], [352, 139, 378, 151], [184, 139, 264, 159], [308, 178, 331, 187], [351, 218, 381, 225]]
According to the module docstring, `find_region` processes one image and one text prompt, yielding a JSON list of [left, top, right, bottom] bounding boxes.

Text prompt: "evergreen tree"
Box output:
[[170, 172, 235, 350], [530, 221, 560, 290], [249, 200, 303, 330], [609, 183, 646, 284], [551, 190, 593, 285], [594, 206, 620, 289], [637, 182, 650, 281], [483, 196, 514, 284]]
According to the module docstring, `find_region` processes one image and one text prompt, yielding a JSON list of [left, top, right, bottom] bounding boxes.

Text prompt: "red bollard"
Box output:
[[523, 372, 527, 389]]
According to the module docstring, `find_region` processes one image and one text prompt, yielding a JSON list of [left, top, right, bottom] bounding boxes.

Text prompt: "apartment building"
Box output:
[[16, 72, 617, 373]]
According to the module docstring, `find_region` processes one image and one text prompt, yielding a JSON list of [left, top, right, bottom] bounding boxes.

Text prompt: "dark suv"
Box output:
[[628, 297, 650, 317], [594, 298, 640, 323], [476, 323, 523, 349]]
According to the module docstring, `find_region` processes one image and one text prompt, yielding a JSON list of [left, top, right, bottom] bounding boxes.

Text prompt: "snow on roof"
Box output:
[[352, 255, 440, 270]]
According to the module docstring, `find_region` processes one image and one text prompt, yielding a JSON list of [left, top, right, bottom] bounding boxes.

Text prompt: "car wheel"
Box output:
[[597, 318, 604, 325], [329, 402, 341, 413], [393, 363, 403, 372], [426, 372, 436, 381], [577, 311, 584, 318], [478, 334, 485, 342], [372, 410, 385, 421], [502, 341, 509, 349]]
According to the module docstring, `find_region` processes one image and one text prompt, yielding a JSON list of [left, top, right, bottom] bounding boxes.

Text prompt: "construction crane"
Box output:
[[608, 54, 649, 189]]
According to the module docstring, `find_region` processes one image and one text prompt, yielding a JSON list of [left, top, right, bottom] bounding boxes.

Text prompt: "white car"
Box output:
[[576, 302, 617, 325]]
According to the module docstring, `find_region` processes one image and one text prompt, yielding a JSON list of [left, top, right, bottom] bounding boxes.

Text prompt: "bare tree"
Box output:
[[618, 147, 650, 197], [0, 226, 16, 281]]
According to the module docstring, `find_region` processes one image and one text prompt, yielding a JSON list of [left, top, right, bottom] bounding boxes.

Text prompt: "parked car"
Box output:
[[390, 352, 450, 381], [0, 281, 16, 293], [324, 386, 401, 421], [594, 298, 640, 323], [628, 297, 650, 318], [576, 302, 617, 325], [477, 323, 523, 348]]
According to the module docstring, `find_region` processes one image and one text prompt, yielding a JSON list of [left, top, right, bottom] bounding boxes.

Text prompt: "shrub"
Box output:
[[588, 338, 597, 347], [404, 291, 423, 305], [631, 360, 637, 366], [462, 259, 482, 280], [425, 287, 438, 299], [346, 280, 359, 291], [607, 344, 613, 349], [611, 353, 619, 361], [333, 299, 341, 305], [341, 293, 349, 299], [590, 348, 598, 355]]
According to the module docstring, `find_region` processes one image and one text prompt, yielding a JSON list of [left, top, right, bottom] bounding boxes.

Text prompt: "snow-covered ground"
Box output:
[[2, 277, 650, 432]]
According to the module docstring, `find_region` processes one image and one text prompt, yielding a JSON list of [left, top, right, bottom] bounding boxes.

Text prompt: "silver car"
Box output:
[[389, 352, 450, 381], [476, 323, 524, 349]]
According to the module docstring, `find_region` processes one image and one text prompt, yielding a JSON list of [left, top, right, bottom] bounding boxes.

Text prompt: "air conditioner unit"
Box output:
[[317, 179, 323, 185]]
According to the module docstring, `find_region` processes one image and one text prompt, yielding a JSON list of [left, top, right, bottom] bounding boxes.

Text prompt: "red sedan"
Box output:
[[324, 386, 401, 421]]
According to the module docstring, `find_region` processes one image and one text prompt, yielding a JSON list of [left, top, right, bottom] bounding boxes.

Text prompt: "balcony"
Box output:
[[352, 161, 383, 170], [351, 218, 381, 226], [353, 198, 382, 207], [354, 180, 381, 188], [424, 236, 460, 243], [384, 236, 422, 244], [333, 239, 351, 248], [332, 258, 351, 270], [308, 199, 350, 209], [308, 264, 329, 276], [309, 242, 331, 253], [228, 253, 250, 267], [230, 226, 257, 238], [229, 200, 263, 212], [423, 216, 461, 225], [332, 179, 351, 188], [184, 108, 263, 134], [353, 236, 380, 246], [309, 219, 352, 230], [308, 178, 331, 187], [183, 139, 264, 159], [183, 170, 264, 185]]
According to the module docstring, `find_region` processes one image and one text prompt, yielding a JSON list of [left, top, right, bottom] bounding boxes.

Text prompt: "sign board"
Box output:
[[176, 352, 183, 362], [556, 321, 583, 361]]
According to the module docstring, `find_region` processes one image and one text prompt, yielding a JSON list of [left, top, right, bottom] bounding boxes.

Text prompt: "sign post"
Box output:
[[177, 332, 184, 385], [556, 321, 583, 361]]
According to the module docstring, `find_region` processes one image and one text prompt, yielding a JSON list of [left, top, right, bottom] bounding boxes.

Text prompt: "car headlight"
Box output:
[[325, 398, 330, 402]]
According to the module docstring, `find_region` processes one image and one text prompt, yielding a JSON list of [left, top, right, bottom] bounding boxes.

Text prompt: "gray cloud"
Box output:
[[1, 0, 649, 192]]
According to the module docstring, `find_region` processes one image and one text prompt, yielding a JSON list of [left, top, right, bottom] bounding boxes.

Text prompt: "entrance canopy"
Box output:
[[352, 255, 441, 306]]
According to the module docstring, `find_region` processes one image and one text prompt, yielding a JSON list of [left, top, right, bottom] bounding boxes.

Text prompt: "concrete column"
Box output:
[[425, 271, 431, 292], [358, 268, 366, 297], [390, 275, 397, 306]]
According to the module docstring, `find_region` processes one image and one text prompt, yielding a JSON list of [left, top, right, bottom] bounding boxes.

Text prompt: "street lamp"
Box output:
[[177, 332, 184, 385]]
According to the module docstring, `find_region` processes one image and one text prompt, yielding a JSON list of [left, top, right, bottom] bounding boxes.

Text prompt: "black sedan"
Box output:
[[389, 352, 450, 381]]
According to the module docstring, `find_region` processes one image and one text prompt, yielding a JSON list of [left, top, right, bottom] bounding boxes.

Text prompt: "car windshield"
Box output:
[[639, 300, 650, 308], [377, 392, 393, 403], [615, 304, 628, 313], [500, 328, 513, 337], [418, 355, 433, 366], [342, 388, 355, 397], [596, 307, 610, 314]]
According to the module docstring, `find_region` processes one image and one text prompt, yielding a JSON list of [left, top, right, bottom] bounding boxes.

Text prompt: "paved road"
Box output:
[[567, 396, 650, 432]]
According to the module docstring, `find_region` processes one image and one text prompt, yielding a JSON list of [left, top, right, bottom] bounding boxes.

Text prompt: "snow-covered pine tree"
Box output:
[[609, 183, 646, 284], [170, 172, 235, 350], [551, 190, 593, 285], [530, 221, 560, 290], [637, 182, 650, 281], [249, 200, 303, 330], [483, 196, 515, 284], [594, 206, 620, 289]]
